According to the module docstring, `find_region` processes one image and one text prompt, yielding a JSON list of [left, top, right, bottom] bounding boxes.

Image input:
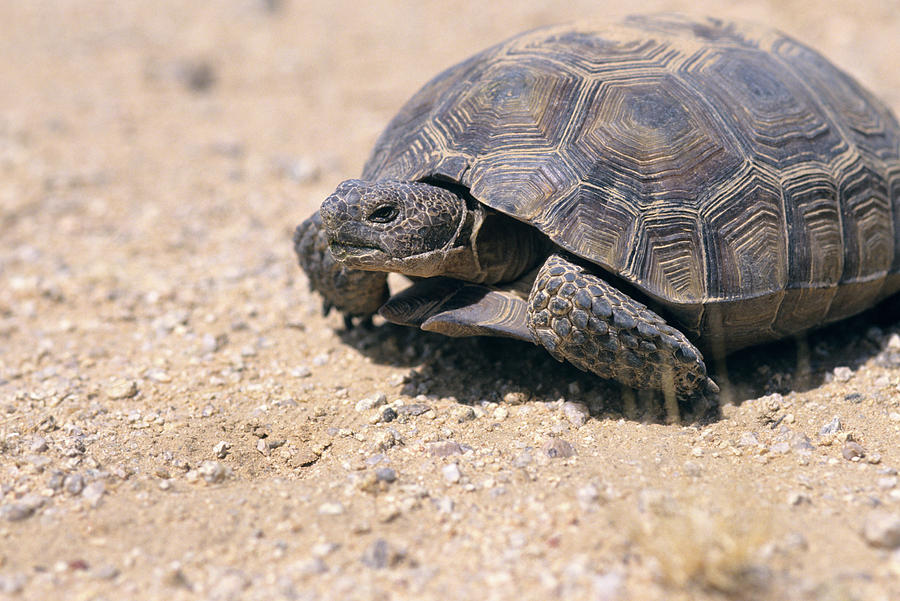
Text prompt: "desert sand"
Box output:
[[2, 1, 900, 599]]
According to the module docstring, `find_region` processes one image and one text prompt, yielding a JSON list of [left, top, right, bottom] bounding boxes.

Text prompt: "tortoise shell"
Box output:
[[361, 14, 900, 352]]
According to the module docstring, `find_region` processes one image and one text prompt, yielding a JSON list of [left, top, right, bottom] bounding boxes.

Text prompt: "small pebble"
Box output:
[[453, 406, 477, 423], [819, 416, 842, 436], [380, 407, 398, 423], [790, 432, 815, 453], [318, 502, 345, 515], [502, 391, 529, 405], [198, 461, 231, 484], [542, 438, 575, 459], [842, 442, 865, 461], [311, 542, 338, 557], [563, 401, 590, 427], [683, 461, 703, 477], [434, 497, 455, 513], [1, 502, 36, 522], [83, 482, 106, 507], [442, 463, 462, 484], [291, 365, 311, 378], [592, 570, 624, 601], [374, 467, 396, 483], [105, 380, 138, 400], [64, 473, 85, 495], [492, 406, 509, 421], [213, 441, 230, 459], [788, 492, 811, 506], [862, 511, 900, 549], [296, 557, 328, 575], [360, 538, 403, 569], [576, 484, 601, 508], [94, 565, 120, 580], [878, 477, 898, 490], [397, 403, 430, 417], [738, 431, 761, 447], [512, 451, 533, 467], [372, 430, 397, 451], [0, 574, 26, 594], [1, 494, 47, 522], [30, 436, 48, 453], [427, 441, 464, 457], [832, 366, 853, 382], [355, 393, 387, 412], [770, 441, 790, 455]]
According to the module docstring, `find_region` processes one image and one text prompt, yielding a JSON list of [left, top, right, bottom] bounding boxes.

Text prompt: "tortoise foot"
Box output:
[[294, 211, 389, 324], [527, 253, 718, 398]]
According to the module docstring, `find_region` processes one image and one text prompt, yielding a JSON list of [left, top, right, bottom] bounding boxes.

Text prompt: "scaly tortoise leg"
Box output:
[[294, 211, 389, 327], [527, 253, 719, 398]]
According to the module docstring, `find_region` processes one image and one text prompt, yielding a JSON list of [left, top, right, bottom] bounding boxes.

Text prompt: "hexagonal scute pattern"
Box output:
[[361, 14, 900, 351]]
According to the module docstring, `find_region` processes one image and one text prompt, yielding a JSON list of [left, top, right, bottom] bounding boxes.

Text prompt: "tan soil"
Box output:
[[2, 1, 900, 600]]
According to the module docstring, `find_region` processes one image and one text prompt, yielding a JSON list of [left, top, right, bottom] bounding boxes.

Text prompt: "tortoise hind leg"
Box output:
[[527, 253, 718, 398]]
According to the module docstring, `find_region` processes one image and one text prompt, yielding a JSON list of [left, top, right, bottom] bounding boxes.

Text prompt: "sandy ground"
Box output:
[[2, 1, 900, 599]]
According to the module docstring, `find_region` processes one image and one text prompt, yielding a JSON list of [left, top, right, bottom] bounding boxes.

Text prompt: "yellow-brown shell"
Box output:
[[361, 14, 900, 350]]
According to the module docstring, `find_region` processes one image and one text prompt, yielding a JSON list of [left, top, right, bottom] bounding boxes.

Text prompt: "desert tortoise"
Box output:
[[295, 14, 900, 398]]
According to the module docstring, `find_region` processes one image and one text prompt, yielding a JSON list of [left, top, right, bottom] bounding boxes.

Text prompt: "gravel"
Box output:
[[842, 442, 866, 461], [360, 538, 404, 569], [542, 438, 576, 458], [820, 416, 842, 436], [563, 401, 590, 426], [862, 511, 900, 549], [64, 473, 85, 495], [427, 441, 465, 457], [318, 502, 345, 516], [396, 403, 430, 417], [105, 380, 139, 400], [442, 463, 462, 484]]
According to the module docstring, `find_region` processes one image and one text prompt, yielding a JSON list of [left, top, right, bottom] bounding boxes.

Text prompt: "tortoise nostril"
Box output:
[[367, 205, 399, 224]]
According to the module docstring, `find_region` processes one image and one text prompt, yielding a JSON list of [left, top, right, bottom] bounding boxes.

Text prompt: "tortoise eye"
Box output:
[[367, 205, 399, 223]]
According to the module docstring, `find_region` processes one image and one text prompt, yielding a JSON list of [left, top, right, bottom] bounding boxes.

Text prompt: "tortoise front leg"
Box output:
[[294, 211, 389, 327], [527, 253, 718, 398]]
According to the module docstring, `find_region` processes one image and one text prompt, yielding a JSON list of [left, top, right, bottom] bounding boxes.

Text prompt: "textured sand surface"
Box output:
[[2, 2, 900, 599]]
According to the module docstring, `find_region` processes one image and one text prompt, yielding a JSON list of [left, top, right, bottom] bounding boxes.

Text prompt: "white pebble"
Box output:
[[442, 463, 461, 484]]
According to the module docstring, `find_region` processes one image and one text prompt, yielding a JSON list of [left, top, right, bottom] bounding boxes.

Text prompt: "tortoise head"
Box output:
[[320, 179, 472, 275]]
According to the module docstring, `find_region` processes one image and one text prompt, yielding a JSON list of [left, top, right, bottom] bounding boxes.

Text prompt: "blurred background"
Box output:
[[2, 3, 899, 599]]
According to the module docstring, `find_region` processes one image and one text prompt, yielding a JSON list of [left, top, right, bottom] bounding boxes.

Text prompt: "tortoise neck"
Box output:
[[467, 208, 549, 284]]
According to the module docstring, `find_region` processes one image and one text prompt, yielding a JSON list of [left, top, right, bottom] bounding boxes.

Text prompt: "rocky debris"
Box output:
[[862, 511, 900, 549], [819, 416, 842, 436], [360, 538, 405, 569], [355, 393, 387, 412], [452, 406, 477, 423], [195, 461, 232, 484], [832, 366, 853, 382], [542, 438, 576, 459], [64, 473, 85, 495], [442, 463, 461, 484], [83, 482, 106, 507], [502, 391, 529, 405], [1, 495, 47, 521], [318, 502, 345, 516], [427, 441, 465, 457], [396, 403, 430, 417], [105, 380, 139, 400], [842, 441, 866, 461], [374, 467, 397, 483], [563, 401, 590, 426], [213, 441, 231, 459]]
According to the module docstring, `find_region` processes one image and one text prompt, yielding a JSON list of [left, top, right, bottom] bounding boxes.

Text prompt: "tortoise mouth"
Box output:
[[329, 241, 387, 264]]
